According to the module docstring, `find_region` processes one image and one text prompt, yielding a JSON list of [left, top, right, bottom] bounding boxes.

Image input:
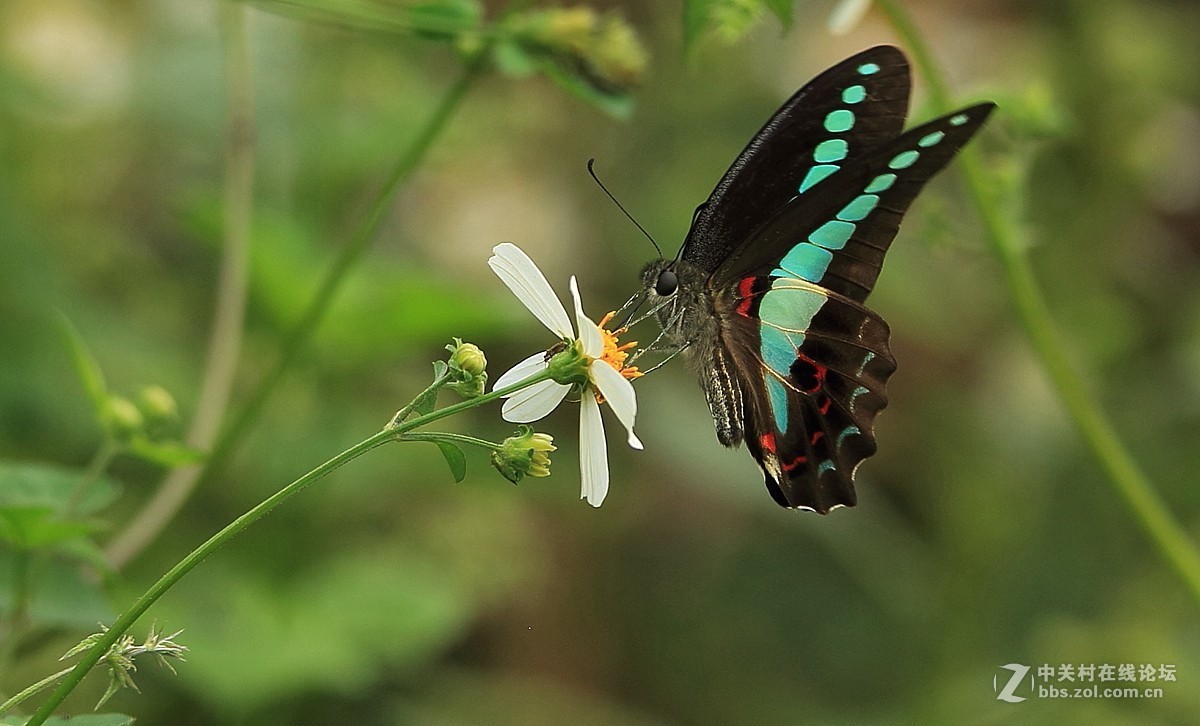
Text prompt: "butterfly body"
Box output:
[[640, 46, 994, 512]]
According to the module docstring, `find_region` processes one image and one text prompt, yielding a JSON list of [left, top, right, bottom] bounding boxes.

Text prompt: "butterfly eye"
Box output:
[[655, 269, 678, 296]]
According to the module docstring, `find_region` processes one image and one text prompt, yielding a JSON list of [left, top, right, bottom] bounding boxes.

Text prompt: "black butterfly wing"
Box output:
[[707, 104, 996, 510], [721, 277, 896, 511], [681, 45, 911, 274], [712, 102, 997, 299]]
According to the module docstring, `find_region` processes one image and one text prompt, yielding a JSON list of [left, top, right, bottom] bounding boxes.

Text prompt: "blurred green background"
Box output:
[[2, 0, 1199, 724]]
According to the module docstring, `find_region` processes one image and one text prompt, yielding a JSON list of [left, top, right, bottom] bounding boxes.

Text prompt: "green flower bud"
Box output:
[[446, 338, 488, 399], [137, 384, 178, 424], [449, 340, 487, 377], [104, 396, 144, 439], [491, 426, 556, 484]]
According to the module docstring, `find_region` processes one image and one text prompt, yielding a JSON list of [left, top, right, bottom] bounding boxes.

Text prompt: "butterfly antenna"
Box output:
[[587, 158, 663, 258]]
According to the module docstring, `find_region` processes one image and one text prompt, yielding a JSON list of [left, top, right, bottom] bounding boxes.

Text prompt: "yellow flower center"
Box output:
[[597, 311, 643, 381], [593, 311, 642, 405]]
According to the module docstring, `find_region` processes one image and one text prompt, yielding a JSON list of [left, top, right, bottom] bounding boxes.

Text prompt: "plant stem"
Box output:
[[27, 368, 555, 724], [66, 438, 118, 517], [399, 430, 503, 451], [104, 2, 256, 571], [104, 15, 492, 572], [876, 0, 1200, 604], [387, 367, 453, 428]]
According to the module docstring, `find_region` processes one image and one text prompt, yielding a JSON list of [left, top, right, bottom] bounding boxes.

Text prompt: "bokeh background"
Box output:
[[2, 0, 1199, 724]]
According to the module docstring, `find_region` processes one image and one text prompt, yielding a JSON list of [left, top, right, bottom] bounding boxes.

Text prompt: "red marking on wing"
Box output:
[[736, 276, 757, 317], [810, 431, 824, 446], [818, 395, 832, 415], [793, 352, 828, 394], [759, 432, 777, 454], [782, 455, 808, 472]]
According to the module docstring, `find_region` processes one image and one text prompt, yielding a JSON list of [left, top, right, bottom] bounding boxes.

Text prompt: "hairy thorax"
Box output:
[[640, 258, 745, 447]]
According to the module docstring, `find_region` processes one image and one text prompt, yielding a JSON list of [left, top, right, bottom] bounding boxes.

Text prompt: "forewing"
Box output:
[[681, 45, 911, 273], [713, 103, 997, 301], [720, 275, 897, 511]]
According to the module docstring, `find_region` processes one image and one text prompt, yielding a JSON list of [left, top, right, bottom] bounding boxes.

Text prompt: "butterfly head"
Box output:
[[638, 257, 718, 353]]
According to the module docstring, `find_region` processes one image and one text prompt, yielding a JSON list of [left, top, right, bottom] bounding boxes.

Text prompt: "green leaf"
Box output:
[[0, 461, 119, 517], [434, 441, 467, 483], [682, 0, 766, 50], [0, 549, 115, 627], [56, 313, 109, 421], [534, 60, 634, 119], [763, 0, 794, 28], [0, 507, 96, 548], [410, 361, 448, 416], [125, 437, 208, 468]]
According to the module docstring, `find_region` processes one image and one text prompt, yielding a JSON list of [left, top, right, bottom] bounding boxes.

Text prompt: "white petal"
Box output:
[[578, 393, 609, 507], [590, 361, 642, 450], [827, 0, 872, 35], [569, 276, 604, 357], [493, 351, 549, 392], [489, 243, 574, 339], [500, 379, 570, 423]]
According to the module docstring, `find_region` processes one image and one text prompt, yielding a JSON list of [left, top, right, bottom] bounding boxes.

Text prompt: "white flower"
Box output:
[[488, 242, 642, 507]]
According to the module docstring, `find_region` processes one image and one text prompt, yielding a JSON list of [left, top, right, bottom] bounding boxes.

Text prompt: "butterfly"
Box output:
[[638, 45, 994, 512]]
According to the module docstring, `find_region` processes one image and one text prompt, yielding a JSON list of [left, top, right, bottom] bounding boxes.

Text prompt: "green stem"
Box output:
[[104, 20, 493, 572], [104, 1, 256, 570], [877, 0, 1200, 604], [27, 368, 555, 724], [399, 430, 503, 451], [66, 438, 117, 517], [387, 367, 453, 429]]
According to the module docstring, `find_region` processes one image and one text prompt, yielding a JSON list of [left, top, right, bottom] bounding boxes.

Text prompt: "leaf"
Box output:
[[0, 461, 120, 516], [763, 0, 794, 28], [0, 507, 96, 548], [0, 549, 115, 627], [434, 441, 467, 483], [56, 312, 109, 421], [533, 60, 634, 119], [125, 437, 208, 468], [682, 0, 766, 50], [410, 361, 448, 417]]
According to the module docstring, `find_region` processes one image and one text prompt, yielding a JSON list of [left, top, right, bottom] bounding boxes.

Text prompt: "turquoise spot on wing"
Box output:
[[949, 113, 969, 126], [761, 281, 826, 330], [842, 84, 866, 104], [809, 220, 855, 250], [798, 164, 838, 193], [813, 139, 848, 163], [857, 352, 875, 375], [836, 425, 861, 448], [864, 173, 896, 193], [888, 150, 919, 169], [818, 460, 837, 475], [837, 194, 879, 222], [824, 109, 854, 133], [775, 244, 832, 282], [759, 325, 798, 378], [857, 62, 881, 75], [766, 376, 790, 433], [848, 384, 869, 412], [918, 130, 945, 147]]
